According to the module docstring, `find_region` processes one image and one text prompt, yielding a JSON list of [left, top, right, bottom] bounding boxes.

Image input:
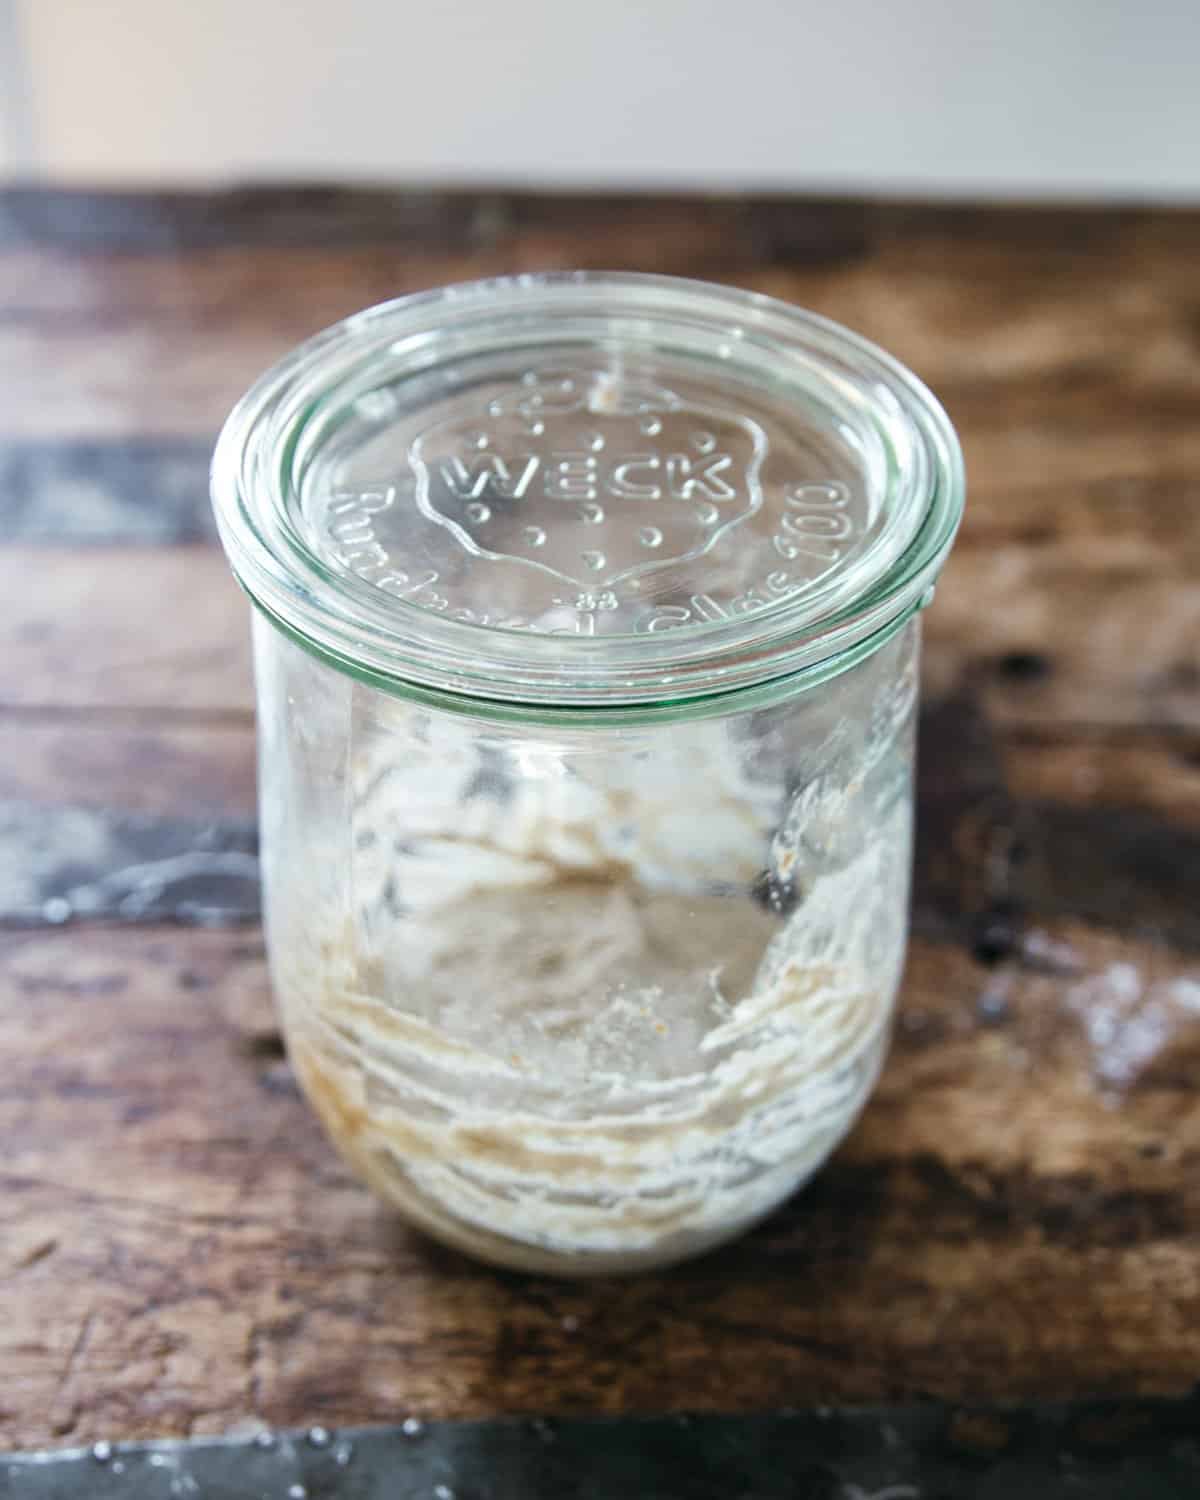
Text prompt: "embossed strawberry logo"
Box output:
[[410, 366, 768, 590]]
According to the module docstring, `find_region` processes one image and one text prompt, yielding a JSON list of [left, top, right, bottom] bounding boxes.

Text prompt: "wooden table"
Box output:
[[2, 188, 1199, 1450]]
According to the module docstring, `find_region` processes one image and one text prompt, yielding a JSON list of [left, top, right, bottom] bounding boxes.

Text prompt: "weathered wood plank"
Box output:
[[0, 699, 1192, 948], [1002, 733, 1200, 822], [0, 187, 483, 253], [3, 187, 1196, 267], [3, 435, 1198, 553], [5, 712, 1193, 851], [0, 440, 213, 543], [0, 802, 257, 927], [3, 188, 1200, 1451], [923, 543, 1200, 731], [2, 444, 1198, 623], [2, 921, 1198, 1449], [4, 539, 1197, 734], [0, 187, 753, 256], [0, 721, 255, 818], [0, 547, 252, 714], [1, 199, 1197, 447], [917, 697, 1200, 959]]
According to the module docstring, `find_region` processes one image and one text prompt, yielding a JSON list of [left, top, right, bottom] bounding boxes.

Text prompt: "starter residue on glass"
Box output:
[[271, 706, 911, 1272]]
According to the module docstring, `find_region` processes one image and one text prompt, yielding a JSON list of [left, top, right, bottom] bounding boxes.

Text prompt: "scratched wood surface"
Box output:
[[2, 189, 1200, 1449]]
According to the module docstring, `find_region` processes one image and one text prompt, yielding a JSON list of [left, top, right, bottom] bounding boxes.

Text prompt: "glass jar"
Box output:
[[212, 273, 963, 1274]]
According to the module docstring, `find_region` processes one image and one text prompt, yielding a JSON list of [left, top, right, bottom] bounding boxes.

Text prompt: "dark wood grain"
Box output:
[[0, 721, 255, 818], [0, 440, 213, 543], [4, 534, 1197, 731], [3, 924, 1199, 1447], [2, 187, 1200, 1451], [0, 547, 252, 713]]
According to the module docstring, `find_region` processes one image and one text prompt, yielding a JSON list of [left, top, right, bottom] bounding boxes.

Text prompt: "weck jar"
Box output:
[[211, 273, 963, 1274]]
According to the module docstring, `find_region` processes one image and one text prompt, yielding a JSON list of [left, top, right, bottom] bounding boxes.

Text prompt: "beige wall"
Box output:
[[5, 0, 1199, 196]]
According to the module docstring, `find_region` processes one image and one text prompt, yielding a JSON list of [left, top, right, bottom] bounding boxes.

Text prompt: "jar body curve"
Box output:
[[254, 615, 919, 1274]]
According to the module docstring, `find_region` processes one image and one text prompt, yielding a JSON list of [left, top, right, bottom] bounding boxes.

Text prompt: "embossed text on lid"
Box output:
[[213, 274, 963, 705]]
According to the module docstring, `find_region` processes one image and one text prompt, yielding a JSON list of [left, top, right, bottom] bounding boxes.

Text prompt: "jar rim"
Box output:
[[211, 272, 964, 709]]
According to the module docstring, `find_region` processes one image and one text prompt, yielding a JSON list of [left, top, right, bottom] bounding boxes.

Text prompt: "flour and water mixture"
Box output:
[[273, 693, 913, 1273]]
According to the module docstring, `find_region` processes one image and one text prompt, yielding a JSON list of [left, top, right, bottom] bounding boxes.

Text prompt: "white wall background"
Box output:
[[3, 0, 1198, 197], [0, 1, 30, 175]]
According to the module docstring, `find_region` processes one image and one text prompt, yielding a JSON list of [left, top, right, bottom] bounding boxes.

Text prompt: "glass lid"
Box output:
[[212, 273, 963, 706]]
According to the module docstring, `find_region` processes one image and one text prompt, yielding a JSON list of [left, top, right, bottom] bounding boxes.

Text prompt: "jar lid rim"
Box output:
[[211, 272, 964, 707]]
